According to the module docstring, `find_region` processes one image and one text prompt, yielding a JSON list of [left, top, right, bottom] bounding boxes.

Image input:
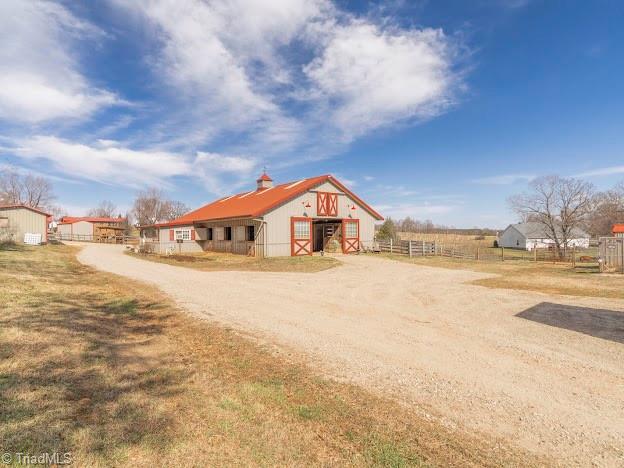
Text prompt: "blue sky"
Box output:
[[1, 0, 622, 227]]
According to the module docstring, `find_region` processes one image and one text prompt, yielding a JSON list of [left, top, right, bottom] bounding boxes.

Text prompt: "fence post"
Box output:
[[408, 240, 413, 258], [572, 246, 576, 268], [476, 247, 480, 261], [434, 240, 438, 256], [501, 247, 505, 261], [534, 247, 537, 262], [390, 238, 393, 254]]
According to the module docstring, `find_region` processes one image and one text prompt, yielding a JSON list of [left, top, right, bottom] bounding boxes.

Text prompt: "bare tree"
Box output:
[[0, 170, 55, 209], [509, 176, 594, 258], [87, 200, 118, 218], [131, 188, 189, 226], [586, 182, 624, 236]]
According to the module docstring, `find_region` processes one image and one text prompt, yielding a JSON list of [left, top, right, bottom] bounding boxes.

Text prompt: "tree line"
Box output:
[[376, 175, 623, 257]]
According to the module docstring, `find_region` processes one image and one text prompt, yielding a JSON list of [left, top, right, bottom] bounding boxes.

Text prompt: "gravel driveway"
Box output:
[[77, 244, 624, 465]]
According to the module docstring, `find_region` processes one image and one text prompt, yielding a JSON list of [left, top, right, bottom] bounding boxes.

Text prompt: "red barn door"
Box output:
[[342, 219, 359, 254], [291, 217, 312, 256]]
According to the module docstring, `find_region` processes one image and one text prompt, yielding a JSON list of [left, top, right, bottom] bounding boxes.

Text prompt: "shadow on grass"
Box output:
[[0, 241, 25, 251], [0, 290, 189, 459], [516, 302, 624, 343]]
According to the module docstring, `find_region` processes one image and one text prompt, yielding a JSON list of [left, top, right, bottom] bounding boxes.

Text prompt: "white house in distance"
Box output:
[[140, 173, 384, 257], [499, 222, 590, 251]]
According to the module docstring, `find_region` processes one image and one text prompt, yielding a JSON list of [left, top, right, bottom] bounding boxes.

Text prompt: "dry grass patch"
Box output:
[[0, 245, 546, 466], [379, 253, 623, 299], [126, 250, 339, 273]]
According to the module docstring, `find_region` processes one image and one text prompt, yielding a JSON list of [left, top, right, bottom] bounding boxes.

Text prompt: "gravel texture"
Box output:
[[77, 243, 624, 466]]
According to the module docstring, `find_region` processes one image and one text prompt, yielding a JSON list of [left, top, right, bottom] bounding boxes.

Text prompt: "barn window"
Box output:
[[345, 221, 358, 238], [246, 225, 255, 241], [207, 227, 213, 241], [224, 226, 232, 241], [294, 221, 310, 239], [175, 229, 191, 241]]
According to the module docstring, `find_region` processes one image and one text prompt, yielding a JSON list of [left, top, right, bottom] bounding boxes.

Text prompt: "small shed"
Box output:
[[612, 224, 624, 238], [0, 204, 51, 244], [499, 222, 590, 251], [57, 216, 127, 242]]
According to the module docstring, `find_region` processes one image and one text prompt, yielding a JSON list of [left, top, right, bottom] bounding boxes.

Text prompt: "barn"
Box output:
[[499, 222, 590, 251], [140, 173, 383, 257], [57, 216, 127, 242], [612, 224, 624, 238], [0, 204, 51, 244]]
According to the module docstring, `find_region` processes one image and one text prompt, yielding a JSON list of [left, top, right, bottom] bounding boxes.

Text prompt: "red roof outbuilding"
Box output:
[[59, 216, 126, 225], [0, 204, 51, 217], [151, 174, 383, 228], [612, 224, 624, 234]]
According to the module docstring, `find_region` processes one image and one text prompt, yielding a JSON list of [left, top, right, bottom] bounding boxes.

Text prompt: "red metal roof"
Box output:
[[613, 224, 624, 234], [59, 216, 126, 225], [257, 172, 273, 181], [153, 174, 383, 227], [0, 204, 51, 217]]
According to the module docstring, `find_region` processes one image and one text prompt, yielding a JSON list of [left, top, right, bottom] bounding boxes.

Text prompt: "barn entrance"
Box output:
[[312, 219, 342, 253]]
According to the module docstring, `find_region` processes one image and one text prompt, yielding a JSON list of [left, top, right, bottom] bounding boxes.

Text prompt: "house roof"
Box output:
[[59, 216, 126, 225], [613, 224, 624, 234], [0, 204, 51, 217], [509, 222, 589, 239], [151, 174, 383, 227]]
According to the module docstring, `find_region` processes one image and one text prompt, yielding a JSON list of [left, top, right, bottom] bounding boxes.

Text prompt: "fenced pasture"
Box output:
[[378, 238, 599, 266], [397, 231, 497, 248]]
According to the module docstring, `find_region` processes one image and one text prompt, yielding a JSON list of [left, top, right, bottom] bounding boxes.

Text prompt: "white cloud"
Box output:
[[575, 166, 624, 178], [109, 0, 462, 154], [0, 0, 121, 123], [193, 151, 257, 193], [10, 136, 190, 188], [5, 135, 256, 193], [471, 174, 535, 185], [304, 21, 459, 141], [374, 203, 456, 219]]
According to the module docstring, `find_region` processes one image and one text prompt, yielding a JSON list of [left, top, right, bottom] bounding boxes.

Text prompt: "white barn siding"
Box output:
[[262, 179, 377, 257], [0, 207, 48, 243], [57, 220, 93, 240], [156, 225, 203, 254], [499, 226, 527, 249], [57, 223, 72, 238]]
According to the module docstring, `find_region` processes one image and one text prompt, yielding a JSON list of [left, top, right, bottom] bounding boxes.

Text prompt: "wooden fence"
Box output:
[[377, 239, 598, 264], [599, 237, 624, 273], [52, 233, 139, 245]]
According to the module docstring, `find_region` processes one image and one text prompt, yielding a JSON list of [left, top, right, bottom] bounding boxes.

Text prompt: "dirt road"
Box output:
[[77, 244, 624, 466]]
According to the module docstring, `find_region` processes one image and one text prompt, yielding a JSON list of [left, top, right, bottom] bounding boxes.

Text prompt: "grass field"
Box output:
[[126, 250, 340, 273], [397, 232, 497, 248], [380, 253, 623, 299], [0, 243, 544, 466]]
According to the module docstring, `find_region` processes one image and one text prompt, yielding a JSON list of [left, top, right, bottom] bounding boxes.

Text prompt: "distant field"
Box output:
[[397, 232, 498, 248]]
